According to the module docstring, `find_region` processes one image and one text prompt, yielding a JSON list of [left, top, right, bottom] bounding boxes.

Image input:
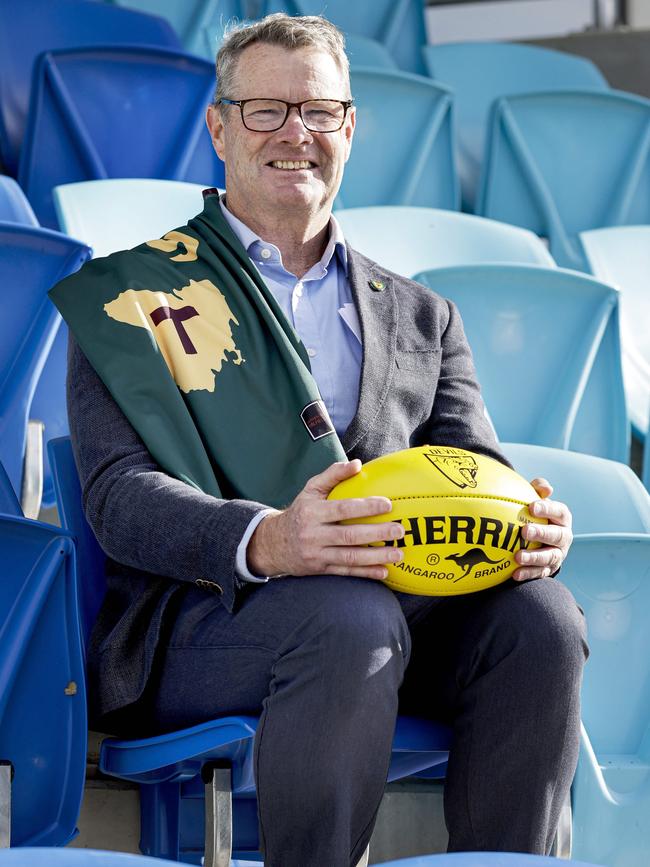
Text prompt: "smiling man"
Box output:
[[54, 14, 587, 867]]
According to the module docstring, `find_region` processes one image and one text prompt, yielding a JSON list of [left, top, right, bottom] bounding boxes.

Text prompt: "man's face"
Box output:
[[206, 42, 355, 223]]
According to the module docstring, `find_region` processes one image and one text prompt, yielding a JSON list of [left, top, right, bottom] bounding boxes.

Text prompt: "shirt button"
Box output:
[[260, 248, 272, 259], [307, 348, 317, 358]]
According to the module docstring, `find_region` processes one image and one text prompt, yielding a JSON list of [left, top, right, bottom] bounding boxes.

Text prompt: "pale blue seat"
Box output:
[[260, 0, 427, 73], [18, 46, 223, 228], [336, 70, 458, 211], [379, 855, 600, 866], [0, 849, 259, 866], [345, 34, 399, 69], [335, 206, 555, 277], [0, 0, 179, 177], [579, 226, 650, 441], [0, 176, 37, 225], [413, 265, 628, 462], [422, 42, 608, 211], [476, 89, 650, 270]]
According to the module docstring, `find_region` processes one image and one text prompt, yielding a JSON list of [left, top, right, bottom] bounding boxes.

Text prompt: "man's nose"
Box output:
[[278, 106, 312, 142]]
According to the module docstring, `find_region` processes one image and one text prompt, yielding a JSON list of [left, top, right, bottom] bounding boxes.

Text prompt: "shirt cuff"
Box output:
[[235, 508, 275, 583]]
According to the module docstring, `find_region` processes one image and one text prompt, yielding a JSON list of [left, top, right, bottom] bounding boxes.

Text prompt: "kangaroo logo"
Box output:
[[446, 548, 505, 578], [424, 451, 478, 489]]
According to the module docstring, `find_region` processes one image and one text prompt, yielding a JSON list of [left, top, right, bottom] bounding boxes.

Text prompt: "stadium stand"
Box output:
[[422, 42, 608, 211], [335, 206, 555, 275], [0, 0, 180, 176], [413, 265, 629, 463], [476, 89, 650, 270], [337, 69, 458, 210]]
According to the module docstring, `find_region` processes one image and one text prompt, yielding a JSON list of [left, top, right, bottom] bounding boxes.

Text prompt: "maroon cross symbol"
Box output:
[[150, 304, 199, 355]]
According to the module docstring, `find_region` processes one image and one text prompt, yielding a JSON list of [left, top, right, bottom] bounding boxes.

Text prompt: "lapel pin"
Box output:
[[369, 279, 385, 292]]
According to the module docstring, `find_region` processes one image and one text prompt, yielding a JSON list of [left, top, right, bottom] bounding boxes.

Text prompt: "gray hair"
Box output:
[[214, 13, 350, 105]]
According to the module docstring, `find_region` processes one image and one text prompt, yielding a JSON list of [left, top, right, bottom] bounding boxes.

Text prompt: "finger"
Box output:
[[527, 498, 573, 528], [320, 495, 393, 522], [320, 520, 405, 547], [325, 564, 392, 581], [324, 544, 405, 569], [516, 547, 564, 571], [305, 459, 364, 497], [529, 477, 553, 498], [512, 566, 553, 582], [523, 522, 572, 550]]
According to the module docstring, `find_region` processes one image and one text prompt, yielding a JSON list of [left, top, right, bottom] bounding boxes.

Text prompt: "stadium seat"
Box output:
[[579, 225, 650, 440], [0, 176, 37, 225], [54, 178, 218, 258], [335, 206, 555, 276], [0, 513, 85, 848], [18, 46, 224, 229], [0, 461, 21, 517], [0, 0, 180, 176], [0, 850, 199, 865], [378, 855, 601, 866], [0, 226, 91, 517], [49, 436, 452, 864], [413, 265, 628, 462], [259, 0, 427, 73], [345, 34, 399, 69], [422, 42, 608, 211], [336, 70, 459, 210], [476, 89, 650, 270]]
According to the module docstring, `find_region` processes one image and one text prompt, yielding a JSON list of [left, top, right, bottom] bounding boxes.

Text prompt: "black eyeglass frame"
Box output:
[[217, 97, 355, 132]]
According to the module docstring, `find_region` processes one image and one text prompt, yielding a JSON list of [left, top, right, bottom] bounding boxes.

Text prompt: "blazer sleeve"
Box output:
[[67, 336, 269, 612]]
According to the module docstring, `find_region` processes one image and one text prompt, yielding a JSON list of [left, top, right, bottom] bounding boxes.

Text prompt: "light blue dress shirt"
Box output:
[[219, 200, 363, 580]]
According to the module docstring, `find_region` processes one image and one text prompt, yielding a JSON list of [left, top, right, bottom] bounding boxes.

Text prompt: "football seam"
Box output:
[[386, 494, 530, 506]]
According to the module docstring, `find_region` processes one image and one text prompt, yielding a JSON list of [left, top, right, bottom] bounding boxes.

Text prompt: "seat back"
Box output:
[[260, 0, 427, 73], [54, 178, 213, 258], [337, 69, 458, 210], [18, 46, 223, 228], [0, 0, 179, 175], [423, 42, 608, 210], [335, 206, 555, 277], [476, 89, 650, 270], [0, 176, 38, 226], [48, 437, 108, 649], [413, 264, 627, 460], [580, 225, 650, 437], [0, 515, 85, 846], [0, 461, 21, 517], [0, 226, 91, 502], [345, 34, 398, 69]]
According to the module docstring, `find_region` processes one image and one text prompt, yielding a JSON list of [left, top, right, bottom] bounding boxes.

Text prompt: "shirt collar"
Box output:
[[219, 196, 348, 276]]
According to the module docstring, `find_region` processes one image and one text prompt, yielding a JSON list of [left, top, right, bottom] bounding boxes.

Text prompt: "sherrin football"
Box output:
[[328, 445, 547, 596]]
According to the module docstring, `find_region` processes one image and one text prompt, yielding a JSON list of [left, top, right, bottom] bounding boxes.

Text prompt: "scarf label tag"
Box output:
[[301, 400, 336, 441]]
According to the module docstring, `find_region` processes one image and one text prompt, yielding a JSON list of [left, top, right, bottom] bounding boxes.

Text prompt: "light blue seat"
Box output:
[[413, 264, 628, 462], [335, 206, 555, 277], [0, 225, 91, 516], [336, 69, 458, 211], [345, 34, 399, 69], [579, 225, 650, 441], [422, 42, 608, 212], [0, 177, 37, 225], [0, 0, 179, 177], [560, 534, 650, 867], [476, 89, 650, 271], [260, 0, 427, 73], [54, 178, 218, 259], [0, 850, 189, 865], [379, 854, 601, 865], [18, 46, 224, 228], [49, 437, 452, 864], [0, 512, 85, 847]]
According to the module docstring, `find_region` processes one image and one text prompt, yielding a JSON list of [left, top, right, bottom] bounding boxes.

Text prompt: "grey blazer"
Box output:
[[67, 246, 505, 720]]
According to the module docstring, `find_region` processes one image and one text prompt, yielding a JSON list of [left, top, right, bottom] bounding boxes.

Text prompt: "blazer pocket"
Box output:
[[395, 347, 441, 373]]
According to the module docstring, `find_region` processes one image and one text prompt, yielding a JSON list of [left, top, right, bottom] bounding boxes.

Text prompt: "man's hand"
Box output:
[[247, 460, 405, 579], [512, 478, 573, 582]]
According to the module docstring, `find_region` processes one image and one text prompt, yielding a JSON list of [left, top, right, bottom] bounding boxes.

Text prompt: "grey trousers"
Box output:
[[103, 575, 588, 867]]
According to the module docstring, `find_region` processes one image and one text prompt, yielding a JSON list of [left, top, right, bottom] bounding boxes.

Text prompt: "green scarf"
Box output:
[[50, 192, 347, 507]]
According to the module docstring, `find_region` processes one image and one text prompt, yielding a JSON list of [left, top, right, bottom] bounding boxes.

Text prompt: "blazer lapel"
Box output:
[[342, 245, 398, 453]]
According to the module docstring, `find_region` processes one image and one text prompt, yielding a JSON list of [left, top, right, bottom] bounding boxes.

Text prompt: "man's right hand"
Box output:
[[247, 459, 405, 579]]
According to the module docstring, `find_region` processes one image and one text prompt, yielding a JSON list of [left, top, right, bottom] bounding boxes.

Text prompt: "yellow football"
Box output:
[[328, 445, 547, 596]]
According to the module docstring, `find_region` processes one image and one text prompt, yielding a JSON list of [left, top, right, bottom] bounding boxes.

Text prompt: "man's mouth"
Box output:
[[268, 160, 316, 170]]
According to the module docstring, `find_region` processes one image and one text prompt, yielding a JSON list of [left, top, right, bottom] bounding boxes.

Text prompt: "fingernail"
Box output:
[[531, 502, 542, 515], [519, 552, 531, 564], [526, 525, 538, 539], [391, 524, 405, 539], [392, 550, 404, 563]]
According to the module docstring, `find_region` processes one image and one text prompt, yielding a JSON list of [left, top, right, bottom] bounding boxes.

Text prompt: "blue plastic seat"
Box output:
[[413, 264, 628, 462], [476, 89, 650, 270], [378, 854, 601, 866], [336, 69, 459, 211], [0, 513, 85, 847], [335, 206, 555, 277], [18, 46, 224, 228], [579, 225, 650, 441], [0, 461, 21, 517], [49, 436, 452, 863], [422, 42, 608, 211], [0, 226, 91, 515], [0, 176, 37, 225], [0, 850, 190, 865], [0, 0, 180, 177], [260, 0, 427, 73]]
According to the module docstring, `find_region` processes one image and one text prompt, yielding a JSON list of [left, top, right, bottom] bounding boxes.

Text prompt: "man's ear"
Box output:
[[343, 106, 356, 163], [206, 104, 226, 161]]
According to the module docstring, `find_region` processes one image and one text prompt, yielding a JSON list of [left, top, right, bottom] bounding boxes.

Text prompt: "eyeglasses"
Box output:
[[217, 98, 354, 133]]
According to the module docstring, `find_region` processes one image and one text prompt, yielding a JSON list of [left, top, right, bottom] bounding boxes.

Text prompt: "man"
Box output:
[[57, 14, 586, 867]]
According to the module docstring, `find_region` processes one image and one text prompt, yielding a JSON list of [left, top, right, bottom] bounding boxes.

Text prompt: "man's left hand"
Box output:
[[512, 478, 573, 582]]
